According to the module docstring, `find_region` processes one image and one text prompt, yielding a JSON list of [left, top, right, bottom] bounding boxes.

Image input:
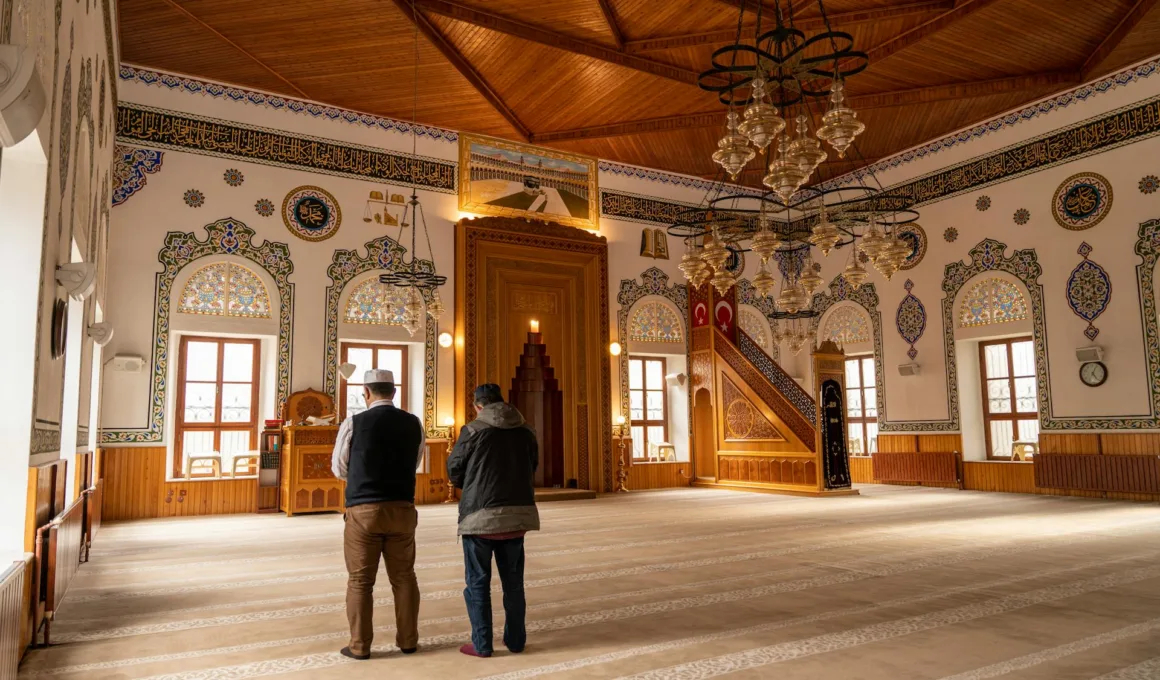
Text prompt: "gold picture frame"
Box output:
[[459, 133, 599, 231]]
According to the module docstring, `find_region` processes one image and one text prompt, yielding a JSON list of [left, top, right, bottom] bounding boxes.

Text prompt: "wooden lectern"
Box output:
[[509, 321, 565, 488]]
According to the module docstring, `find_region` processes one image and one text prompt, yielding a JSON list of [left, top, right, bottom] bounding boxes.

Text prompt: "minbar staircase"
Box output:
[[688, 321, 855, 497]]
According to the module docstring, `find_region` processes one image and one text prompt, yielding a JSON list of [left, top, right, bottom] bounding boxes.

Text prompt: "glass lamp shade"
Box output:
[[816, 80, 865, 159], [737, 79, 785, 151], [798, 267, 824, 297], [701, 237, 731, 272], [808, 222, 842, 256], [752, 264, 777, 297], [712, 111, 756, 180], [842, 260, 869, 288], [710, 268, 737, 296], [750, 226, 781, 262]]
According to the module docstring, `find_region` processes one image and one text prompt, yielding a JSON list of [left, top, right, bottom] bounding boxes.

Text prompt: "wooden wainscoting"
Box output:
[[877, 434, 963, 453], [1034, 454, 1160, 494], [105, 441, 457, 520], [1041, 432, 1160, 455], [714, 454, 818, 492], [24, 460, 68, 553], [962, 460, 1160, 502], [849, 456, 874, 484], [626, 461, 691, 490], [1, 558, 29, 680]]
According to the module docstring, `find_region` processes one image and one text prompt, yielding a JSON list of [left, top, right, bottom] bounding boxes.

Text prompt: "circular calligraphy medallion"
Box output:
[[1052, 172, 1112, 231], [282, 185, 341, 242], [896, 224, 927, 271]]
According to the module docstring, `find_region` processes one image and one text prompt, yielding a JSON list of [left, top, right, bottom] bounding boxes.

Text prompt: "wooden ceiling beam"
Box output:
[[625, 1, 954, 53], [595, 0, 625, 50], [864, 0, 1006, 65], [411, 0, 707, 85], [390, 0, 531, 141], [156, 0, 310, 98], [1081, 0, 1160, 80], [531, 72, 1072, 142]]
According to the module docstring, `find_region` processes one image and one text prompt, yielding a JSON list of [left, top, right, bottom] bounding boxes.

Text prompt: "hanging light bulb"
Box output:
[[401, 287, 424, 337], [842, 258, 869, 288], [763, 137, 809, 204], [858, 221, 890, 263], [426, 290, 444, 319], [788, 114, 827, 175], [752, 260, 777, 297], [712, 111, 756, 180], [750, 212, 781, 263], [816, 79, 866, 159], [798, 263, 824, 297], [807, 202, 841, 256], [737, 78, 786, 152], [701, 234, 730, 272]]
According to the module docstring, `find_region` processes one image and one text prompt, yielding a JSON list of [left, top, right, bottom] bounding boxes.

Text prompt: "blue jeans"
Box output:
[[462, 535, 526, 654]]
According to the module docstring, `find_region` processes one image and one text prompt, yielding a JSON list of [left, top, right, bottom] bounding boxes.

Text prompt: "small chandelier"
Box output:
[[401, 287, 425, 337]]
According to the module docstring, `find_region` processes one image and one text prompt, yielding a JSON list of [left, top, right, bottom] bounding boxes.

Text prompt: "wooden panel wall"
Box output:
[[626, 461, 691, 490], [716, 455, 818, 488], [877, 434, 963, 453], [962, 461, 1160, 501], [1041, 432, 1160, 455], [105, 441, 458, 520], [24, 460, 67, 552], [849, 456, 874, 483]]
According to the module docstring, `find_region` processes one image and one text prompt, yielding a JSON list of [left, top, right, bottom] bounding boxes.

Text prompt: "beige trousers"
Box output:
[[343, 501, 420, 655]]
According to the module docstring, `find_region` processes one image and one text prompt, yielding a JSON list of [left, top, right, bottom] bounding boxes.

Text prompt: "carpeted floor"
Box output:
[[17, 485, 1160, 680]]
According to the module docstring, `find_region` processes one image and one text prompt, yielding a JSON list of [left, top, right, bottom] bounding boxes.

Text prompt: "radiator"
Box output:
[[1034, 454, 1160, 493], [872, 451, 963, 488], [0, 561, 25, 680]]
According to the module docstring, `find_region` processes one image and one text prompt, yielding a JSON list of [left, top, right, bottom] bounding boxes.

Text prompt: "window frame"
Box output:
[[844, 355, 878, 457], [173, 335, 261, 479], [628, 356, 669, 461], [339, 341, 410, 420], [978, 336, 1037, 460]]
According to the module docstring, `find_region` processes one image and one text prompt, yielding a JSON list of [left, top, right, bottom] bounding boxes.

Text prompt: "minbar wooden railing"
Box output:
[[0, 559, 27, 680], [1034, 454, 1160, 493], [872, 451, 964, 489]]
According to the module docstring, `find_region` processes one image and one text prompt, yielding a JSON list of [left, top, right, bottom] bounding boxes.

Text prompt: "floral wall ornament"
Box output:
[[896, 224, 927, 270], [896, 279, 926, 360], [1140, 175, 1159, 195], [810, 275, 886, 422], [976, 196, 991, 211], [630, 302, 683, 342], [1066, 242, 1112, 341], [111, 144, 163, 206], [324, 235, 440, 436], [1013, 208, 1030, 225], [821, 304, 871, 346], [959, 277, 1029, 328], [183, 188, 204, 208], [254, 198, 274, 217], [223, 168, 244, 186], [736, 278, 779, 361], [944, 227, 958, 243], [282, 185, 341, 241], [100, 219, 295, 444], [1052, 172, 1112, 230]]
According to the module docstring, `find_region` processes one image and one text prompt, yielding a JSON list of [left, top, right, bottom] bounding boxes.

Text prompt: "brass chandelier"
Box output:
[[675, 0, 919, 324]]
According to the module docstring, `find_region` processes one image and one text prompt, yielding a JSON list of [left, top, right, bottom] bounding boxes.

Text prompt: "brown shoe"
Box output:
[[340, 646, 370, 661]]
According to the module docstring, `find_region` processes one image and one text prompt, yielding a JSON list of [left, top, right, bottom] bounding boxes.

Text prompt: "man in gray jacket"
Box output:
[[447, 384, 540, 658]]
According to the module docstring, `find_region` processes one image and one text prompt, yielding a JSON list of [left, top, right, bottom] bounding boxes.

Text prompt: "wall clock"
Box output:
[[1079, 361, 1107, 387]]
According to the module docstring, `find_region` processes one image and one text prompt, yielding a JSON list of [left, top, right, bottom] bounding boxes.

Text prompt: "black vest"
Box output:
[[345, 404, 424, 507]]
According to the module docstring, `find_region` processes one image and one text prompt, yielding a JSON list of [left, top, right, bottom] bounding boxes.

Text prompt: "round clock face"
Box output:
[[1079, 361, 1107, 387]]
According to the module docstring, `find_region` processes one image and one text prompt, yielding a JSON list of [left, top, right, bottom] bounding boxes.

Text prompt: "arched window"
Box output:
[[739, 308, 770, 350], [821, 305, 870, 346], [178, 262, 271, 318], [343, 279, 408, 326], [959, 277, 1029, 328], [629, 302, 683, 343]]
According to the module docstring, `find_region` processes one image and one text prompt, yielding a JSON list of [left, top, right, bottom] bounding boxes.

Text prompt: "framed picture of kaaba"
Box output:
[[459, 133, 599, 231]]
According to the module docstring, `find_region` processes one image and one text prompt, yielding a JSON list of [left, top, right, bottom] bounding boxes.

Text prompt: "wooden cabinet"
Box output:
[[280, 426, 345, 516]]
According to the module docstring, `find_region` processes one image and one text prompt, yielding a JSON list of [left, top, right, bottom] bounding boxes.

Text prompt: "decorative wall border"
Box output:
[[599, 161, 763, 196], [100, 218, 295, 443], [115, 103, 457, 193], [600, 189, 698, 226], [111, 144, 163, 206], [616, 267, 689, 421], [810, 276, 886, 427], [323, 236, 439, 437], [119, 64, 459, 143], [821, 57, 1160, 189], [849, 95, 1160, 210]]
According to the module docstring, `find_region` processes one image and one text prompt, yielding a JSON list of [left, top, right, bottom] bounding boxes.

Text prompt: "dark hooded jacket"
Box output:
[[447, 402, 540, 536]]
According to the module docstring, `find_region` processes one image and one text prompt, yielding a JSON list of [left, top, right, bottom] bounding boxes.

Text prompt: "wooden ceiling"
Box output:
[[119, 0, 1160, 187]]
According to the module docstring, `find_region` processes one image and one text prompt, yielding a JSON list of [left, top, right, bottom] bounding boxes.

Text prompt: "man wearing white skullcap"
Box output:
[[330, 368, 425, 661]]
